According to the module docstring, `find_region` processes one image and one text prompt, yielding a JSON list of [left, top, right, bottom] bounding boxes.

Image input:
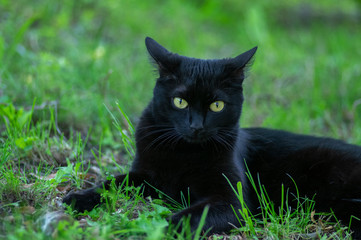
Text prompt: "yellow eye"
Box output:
[[173, 97, 188, 109], [210, 101, 225, 112]]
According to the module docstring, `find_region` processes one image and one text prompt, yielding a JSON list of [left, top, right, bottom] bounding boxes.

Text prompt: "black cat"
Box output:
[[63, 37, 361, 237]]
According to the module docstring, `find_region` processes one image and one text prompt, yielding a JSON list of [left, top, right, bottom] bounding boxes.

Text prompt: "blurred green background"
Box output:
[[1, 0, 361, 145]]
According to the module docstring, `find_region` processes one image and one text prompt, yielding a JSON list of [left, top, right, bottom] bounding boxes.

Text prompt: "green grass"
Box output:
[[1, 0, 361, 239]]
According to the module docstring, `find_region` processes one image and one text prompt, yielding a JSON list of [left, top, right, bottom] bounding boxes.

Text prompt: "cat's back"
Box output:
[[243, 127, 361, 162], [241, 127, 361, 216]]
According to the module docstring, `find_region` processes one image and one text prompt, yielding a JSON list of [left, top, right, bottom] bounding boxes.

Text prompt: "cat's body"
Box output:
[[64, 37, 361, 237], [246, 128, 361, 226]]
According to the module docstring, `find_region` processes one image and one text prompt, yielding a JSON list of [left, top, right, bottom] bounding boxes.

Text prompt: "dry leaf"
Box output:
[[23, 183, 35, 189], [56, 184, 71, 193], [30, 172, 57, 180], [311, 210, 317, 223], [20, 206, 35, 214]]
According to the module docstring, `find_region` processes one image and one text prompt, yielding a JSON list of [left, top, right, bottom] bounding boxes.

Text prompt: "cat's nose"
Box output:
[[190, 121, 204, 132], [189, 111, 204, 132]]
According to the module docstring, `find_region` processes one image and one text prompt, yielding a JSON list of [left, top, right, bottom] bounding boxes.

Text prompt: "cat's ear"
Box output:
[[145, 37, 180, 76], [224, 46, 258, 79]]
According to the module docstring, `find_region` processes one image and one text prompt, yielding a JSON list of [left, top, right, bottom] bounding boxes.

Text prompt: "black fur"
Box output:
[[63, 37, 361, 237]]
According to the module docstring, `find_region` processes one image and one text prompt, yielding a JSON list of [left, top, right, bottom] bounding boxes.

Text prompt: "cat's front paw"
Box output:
[[63, 188, 101, 212]]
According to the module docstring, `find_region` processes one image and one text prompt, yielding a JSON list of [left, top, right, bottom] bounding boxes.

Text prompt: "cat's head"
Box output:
[[145, 37, 257, 144]]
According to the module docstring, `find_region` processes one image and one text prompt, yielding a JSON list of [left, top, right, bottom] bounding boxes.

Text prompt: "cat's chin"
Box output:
[[182, 135, 209, 144]]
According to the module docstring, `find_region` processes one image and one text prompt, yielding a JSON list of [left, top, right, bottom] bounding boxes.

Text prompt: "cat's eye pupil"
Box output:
[[210, 101, 224, 112], [173, 97, 188, 109]]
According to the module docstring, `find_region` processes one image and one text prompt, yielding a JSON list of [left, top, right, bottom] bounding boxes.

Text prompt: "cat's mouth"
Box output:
[[183, 135, 207, 144], [182, 131, 211, 144]]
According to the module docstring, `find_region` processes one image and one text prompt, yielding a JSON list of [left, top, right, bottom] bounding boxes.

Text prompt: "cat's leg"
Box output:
[[62, 172, 151, 212], [171, 196, 242, 234]]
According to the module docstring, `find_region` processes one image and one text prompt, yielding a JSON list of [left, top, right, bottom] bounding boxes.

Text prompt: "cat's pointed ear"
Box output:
[[225, 46, 258, 79], [234, 47, 258, 69], [145, 37, 180, 76]]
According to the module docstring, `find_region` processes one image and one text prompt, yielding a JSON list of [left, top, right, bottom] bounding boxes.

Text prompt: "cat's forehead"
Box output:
[[171, 59, 229, 99], [177, 58, 225, 85], [181, 58, 223, 77]]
